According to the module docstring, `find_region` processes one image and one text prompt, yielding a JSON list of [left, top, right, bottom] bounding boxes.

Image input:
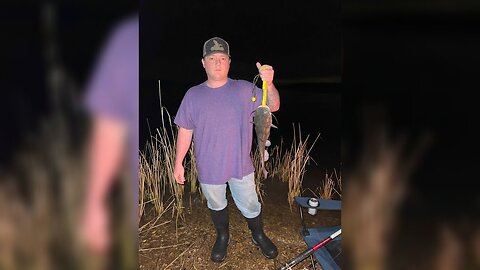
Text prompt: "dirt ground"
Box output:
[[138, 174, 341, 270]]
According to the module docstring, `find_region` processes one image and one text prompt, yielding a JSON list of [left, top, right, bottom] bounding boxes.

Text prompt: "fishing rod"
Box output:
[[277, 229, 342, 270], [261, 78, 267, 107]]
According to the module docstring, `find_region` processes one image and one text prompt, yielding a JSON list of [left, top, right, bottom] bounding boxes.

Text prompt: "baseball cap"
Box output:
[[203, 37, 230, 57]]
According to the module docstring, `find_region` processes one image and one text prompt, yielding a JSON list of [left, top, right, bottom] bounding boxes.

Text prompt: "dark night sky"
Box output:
[[0, 1, 136, 164], [140, 0, 341, 84]]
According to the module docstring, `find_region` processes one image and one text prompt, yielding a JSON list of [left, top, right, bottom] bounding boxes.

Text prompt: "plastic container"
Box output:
[[308, 198, 319, 215]]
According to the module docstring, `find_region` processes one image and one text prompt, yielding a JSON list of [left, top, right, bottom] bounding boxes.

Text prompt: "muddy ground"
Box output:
[[138, 173, 341, 270]]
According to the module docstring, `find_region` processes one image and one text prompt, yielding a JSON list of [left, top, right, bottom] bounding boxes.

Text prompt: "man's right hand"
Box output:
[[174, 163, 186, 184], [174, 127, 193, 185], [79, 201, 111, 255]]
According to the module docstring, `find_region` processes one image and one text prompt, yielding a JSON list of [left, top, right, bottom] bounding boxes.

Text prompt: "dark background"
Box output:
[[342, 1, 480, 215], [0, 1, 137, 165], [340, 1, 480, 267], [0, 0, 479, 267]]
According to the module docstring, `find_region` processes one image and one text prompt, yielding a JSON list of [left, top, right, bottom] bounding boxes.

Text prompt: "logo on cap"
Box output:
[[210, 39, 225, 52]]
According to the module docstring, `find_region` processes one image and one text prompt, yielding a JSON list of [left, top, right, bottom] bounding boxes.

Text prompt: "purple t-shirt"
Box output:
[[174, 78, 263, 185], [83, 14, 139, 207]]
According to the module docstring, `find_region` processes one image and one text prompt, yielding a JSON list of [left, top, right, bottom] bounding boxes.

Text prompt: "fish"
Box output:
[[253, 105, 276, 179]]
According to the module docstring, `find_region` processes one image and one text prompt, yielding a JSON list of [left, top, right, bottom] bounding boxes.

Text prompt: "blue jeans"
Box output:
[[200, 172, 261, 218]]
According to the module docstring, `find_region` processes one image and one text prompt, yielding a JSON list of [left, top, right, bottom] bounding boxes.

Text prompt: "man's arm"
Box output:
[[80, 115, 127, 253], [256, 62, 280, 112], [174, 127, 193, 184], [265, 82, 280, 112]]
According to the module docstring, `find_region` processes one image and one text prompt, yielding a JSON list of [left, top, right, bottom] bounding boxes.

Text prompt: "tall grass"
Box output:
[[139, 132, 166, 221], [304, 168, 342, 201], [251, 144, 266, 203], [251, 135, 285, 203], [319, 169, 342, 199], [265, 138, 285, 179], [139, 84, 202, 224], [0, 108, 138, 270], [342, 107, 432, 270], [139, 106, 186, 223], [279, 124, 321, 210], [185, 145, 199, 196]]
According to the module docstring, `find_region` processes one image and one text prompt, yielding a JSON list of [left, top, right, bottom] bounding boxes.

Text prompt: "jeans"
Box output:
[[200, 172, 261, 218]]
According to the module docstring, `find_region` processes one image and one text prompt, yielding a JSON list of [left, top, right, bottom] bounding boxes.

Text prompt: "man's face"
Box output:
[[202, 53, 231, 81]]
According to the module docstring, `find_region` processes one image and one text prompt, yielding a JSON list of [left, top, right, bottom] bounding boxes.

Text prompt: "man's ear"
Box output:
[[201, 58, 205, 68]]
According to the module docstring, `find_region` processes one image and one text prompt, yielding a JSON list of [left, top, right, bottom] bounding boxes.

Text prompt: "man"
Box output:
[[173, 37, 280, 263]]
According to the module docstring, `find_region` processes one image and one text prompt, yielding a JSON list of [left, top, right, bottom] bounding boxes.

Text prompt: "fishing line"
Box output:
[[251, 73, 261, 102]]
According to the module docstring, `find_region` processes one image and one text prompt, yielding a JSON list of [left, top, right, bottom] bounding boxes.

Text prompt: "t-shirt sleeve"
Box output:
[[83, 15, 139, 122], [174, 92, 194, 130]]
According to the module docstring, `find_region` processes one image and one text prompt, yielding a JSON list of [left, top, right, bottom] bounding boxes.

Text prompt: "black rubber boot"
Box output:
[[246, 212, 278, 259], [209, 207, 230, 262]]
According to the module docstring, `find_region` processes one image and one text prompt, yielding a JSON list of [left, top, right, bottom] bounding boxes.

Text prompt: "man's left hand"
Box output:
[[256, 62, 274, 85]]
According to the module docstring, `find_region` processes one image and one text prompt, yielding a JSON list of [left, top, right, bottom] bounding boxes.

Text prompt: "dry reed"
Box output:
[[280, 123, 321, 210], [317, 169, 342, 200], [139, 133, 165, 220], [251, 146, 266, 203], [0, 110, 137, 270], [251, 138, 283, 203], [342, 107, 432, 270], [139, 86, 205, 225], [265, 139, 284, 178], [139, 107, 185, 223]]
